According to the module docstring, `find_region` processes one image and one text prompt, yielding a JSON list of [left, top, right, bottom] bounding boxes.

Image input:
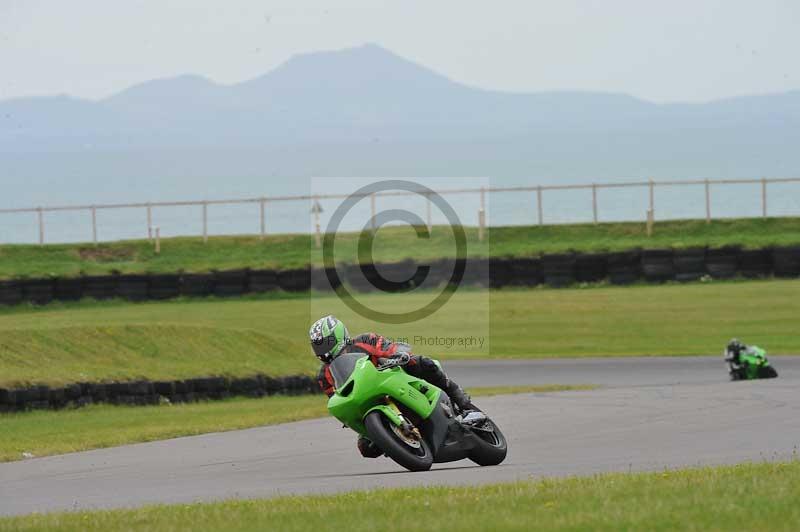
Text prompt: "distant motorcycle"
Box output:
[[326, 352, 507, 472], [724, 344, 778, 380]]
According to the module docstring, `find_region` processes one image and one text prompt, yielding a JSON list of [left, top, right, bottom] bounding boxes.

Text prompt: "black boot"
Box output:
[[445, 380, 472, 413]]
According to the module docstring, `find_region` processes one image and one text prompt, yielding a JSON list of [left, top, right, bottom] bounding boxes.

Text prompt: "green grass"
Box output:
[[1, 279, 798, 388], [0, 324, 313, 386], [3, 461, 798, 530], [1, 217, 799, 279], [0, 385, 591, 462], [0, 395, 325, 463]]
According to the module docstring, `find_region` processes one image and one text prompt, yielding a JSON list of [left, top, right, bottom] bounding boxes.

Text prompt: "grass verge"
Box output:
[[1, 279, 798, 387], [2, 461, 798, 530], [1, 217, 799, 279], [0, 385, 591, 462], [0, 324, 312, 387]]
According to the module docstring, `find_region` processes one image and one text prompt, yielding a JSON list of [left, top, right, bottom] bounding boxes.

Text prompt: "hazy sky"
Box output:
[[1, 0, 797, 103]]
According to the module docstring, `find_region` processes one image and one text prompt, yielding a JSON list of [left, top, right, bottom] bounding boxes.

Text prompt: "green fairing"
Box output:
[[740, 346, 768, 380], [327, 355, 442, 436]]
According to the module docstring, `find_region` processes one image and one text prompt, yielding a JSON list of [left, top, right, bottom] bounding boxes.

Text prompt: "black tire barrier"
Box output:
[[80, 382, 107, 402], [54, 278, 83, 301], [250, 269, 279, 293], [22, 279, 55, 305], [188, 376, 228, 394], [0, 373, 320, 413], [412, 258, 440, 289], [116, 275, 150, 301], [507, 257, 543, 286], [213, 270, 249, 297], [706, 246, 740, 279], [607, 250, 641, 285], [230, 376, 264, 397], [83, 276, 118, 300], [180, 273, 215, 297], [153, 380, 175, 396], [739, 249, 773, 278], [344, 263, 378, 293], [419, 258, 455, 290], [261, 375, 281, 395], [641, 249, 676, 283], [0, 281, 24, 306], [772, 246, 800, 278], [149, 274, 181, 300], [460, 258, 489, 288], [542, 253, 576, 287], [310, 267, 339, 292], [489, 258, 513, 288], [2, 243, 800, 308], [372, 260, 421, 292], [673, 247, 707, 282], [277, 268, 311, 292], [575, 253, 608, 283]]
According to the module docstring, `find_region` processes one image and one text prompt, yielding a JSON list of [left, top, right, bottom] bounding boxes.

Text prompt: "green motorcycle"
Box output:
[[725, 345, 778, 380], [327, 352, 508, 472]]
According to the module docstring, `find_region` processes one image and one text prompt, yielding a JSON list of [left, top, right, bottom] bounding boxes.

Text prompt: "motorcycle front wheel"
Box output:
[[468, 417, 508, 466], [364, 411, 433, 472]]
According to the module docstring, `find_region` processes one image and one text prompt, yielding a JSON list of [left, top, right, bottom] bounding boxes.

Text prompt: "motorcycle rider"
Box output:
[[309, 315, 473, 458], [724, 338, 747, 365]]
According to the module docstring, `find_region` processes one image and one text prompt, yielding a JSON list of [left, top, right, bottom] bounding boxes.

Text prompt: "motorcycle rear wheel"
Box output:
[[758, 366, 778, 379], [364, 411, 433, 472]]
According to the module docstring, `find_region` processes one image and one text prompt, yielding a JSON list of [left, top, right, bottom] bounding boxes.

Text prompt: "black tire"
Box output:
[[469, 417, 508, 466], [758, 366, 778, 379], [364, 411, 433, 472]]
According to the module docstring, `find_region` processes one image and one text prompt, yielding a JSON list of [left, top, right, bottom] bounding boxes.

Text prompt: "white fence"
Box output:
[[1, 177, 799, 245]]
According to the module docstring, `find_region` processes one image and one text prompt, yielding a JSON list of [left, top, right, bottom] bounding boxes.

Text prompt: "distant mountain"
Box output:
[[1, 43, 799, 184]]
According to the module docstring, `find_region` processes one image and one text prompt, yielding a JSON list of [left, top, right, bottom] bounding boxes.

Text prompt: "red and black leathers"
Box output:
[[317, 332, 398, 397], [317, 333, 457, 402], [316, 332, 472, 457]]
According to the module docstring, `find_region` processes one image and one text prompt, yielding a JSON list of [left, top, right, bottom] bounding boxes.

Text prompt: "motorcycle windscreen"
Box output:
[[329, 353, 364, 389]]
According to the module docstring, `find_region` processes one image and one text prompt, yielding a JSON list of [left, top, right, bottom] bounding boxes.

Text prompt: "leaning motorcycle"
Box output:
[[327, 353, 508, 472], [725, 346, 778, 380]]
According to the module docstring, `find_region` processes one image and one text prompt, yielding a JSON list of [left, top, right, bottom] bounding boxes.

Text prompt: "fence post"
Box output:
[[478, 187, 486, 242], [648, 179, 655, 218], [91, 206, 98, 245], [202, 201, 208, 243], [761, 178, 767, 218], [536, 186, 543, 225], [146, 203, 153, 241], [370, 193, 376, 232], [592, 183, 598, 224], [426, 193, 432, 233], [154, 227, 161, 254], [646, 209, 654, 237], [260, 198, 266, 240], [312, 196, 322, 249], [704, 179, 711, 223], [37, 207, 44, 246]]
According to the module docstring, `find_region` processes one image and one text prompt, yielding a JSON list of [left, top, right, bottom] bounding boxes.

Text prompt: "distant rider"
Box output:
[[724, 338, 749, 365], [309, 315, 472, 458]]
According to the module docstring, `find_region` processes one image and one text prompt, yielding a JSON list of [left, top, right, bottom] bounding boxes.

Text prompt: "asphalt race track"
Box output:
[[1, 356, 799, 517]]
